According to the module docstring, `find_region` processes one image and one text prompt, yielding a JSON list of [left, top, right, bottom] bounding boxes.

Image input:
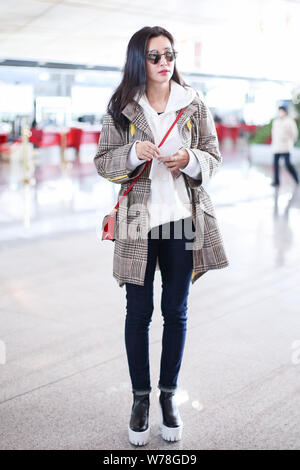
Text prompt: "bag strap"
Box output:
[[114, 107, 186, 210]]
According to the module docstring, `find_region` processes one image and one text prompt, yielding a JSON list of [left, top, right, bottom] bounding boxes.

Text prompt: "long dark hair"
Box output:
[[107, 26, 188, 133]]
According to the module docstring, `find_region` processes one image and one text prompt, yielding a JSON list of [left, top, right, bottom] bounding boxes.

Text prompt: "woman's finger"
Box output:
[[144, 149, 155, 159], [148, 144, 160, 157], [166, 162, 178, 170]]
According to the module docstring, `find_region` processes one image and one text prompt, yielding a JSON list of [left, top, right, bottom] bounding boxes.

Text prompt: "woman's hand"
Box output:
[[157, 148, 189, 171], [136, 141, 160, 161]]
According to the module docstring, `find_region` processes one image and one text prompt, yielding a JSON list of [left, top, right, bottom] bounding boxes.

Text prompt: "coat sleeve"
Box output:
[[184, 98, 222, 189], [94, 113, 145, 184]]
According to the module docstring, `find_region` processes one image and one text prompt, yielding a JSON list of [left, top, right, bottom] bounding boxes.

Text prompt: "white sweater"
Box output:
[[126, 79, 202, 231], [271, 115, 298, 153]]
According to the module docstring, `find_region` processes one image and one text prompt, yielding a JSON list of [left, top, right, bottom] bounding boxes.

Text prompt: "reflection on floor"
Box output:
[[0, 143, 299, 246], [0, 143, 300, 450]]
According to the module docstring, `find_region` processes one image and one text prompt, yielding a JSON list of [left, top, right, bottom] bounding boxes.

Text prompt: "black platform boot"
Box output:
[[158, 390, 183, 442], [128, 391, 150, 446]]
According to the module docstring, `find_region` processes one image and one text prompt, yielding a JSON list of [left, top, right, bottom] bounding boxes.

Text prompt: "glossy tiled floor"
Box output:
[[0, 141, 300, 449]]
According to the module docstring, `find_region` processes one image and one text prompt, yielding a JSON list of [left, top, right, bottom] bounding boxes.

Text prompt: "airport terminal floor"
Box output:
[[0, 139, 299, 450]]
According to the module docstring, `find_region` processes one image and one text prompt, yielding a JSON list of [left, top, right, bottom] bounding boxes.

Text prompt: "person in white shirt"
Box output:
[[271, 106, 299, 186]]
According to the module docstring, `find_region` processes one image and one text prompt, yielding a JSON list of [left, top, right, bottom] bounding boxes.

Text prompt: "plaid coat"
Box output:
[[94, 93, 229, 287]]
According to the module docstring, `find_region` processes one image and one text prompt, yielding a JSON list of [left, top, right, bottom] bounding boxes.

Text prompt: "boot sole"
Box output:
[[128, 424, 150, 446], [158, 400, 183, 442]]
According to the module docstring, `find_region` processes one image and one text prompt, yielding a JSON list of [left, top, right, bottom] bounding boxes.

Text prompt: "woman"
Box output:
[[94, 26, 229, 446]]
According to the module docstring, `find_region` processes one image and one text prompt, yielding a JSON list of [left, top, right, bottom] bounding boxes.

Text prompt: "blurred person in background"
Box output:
[[271, 105, 299, 187]]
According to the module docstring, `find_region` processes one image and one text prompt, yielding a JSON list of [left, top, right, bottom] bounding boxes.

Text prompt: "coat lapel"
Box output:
[[121, 102, 154, 142], [121, 100, 198, 143], [176, 102, 198, 134]]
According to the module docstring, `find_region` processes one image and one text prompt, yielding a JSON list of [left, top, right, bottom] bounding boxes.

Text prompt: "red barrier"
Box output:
[[30, 129, 61, 148], [29, 128, 100, 151], [264, 136, 272, 144], [69, 128, 100, 152], [1, 128, 101, 156], [0, 133, 8, 145], [0, 137, 22, 153], [215, 123, 258, 143]]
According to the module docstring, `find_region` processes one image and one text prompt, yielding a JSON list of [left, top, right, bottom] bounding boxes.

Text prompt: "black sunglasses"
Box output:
[[145, 50, 178, 65]]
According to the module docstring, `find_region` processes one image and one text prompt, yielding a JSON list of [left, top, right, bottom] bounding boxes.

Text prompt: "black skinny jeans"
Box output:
[[273, 152, 299, 185], [124, 216, 195, 395]]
